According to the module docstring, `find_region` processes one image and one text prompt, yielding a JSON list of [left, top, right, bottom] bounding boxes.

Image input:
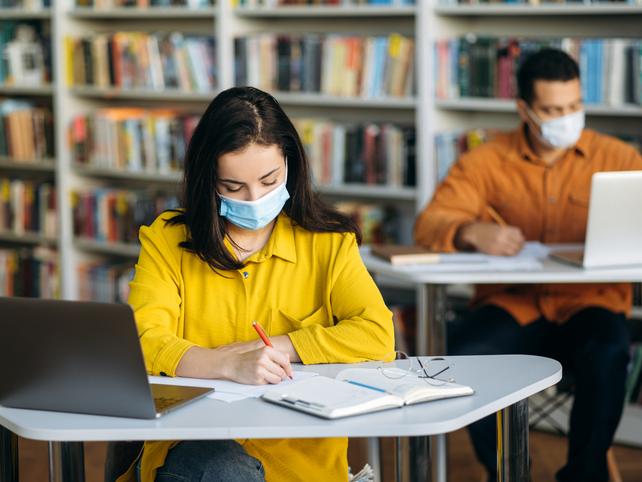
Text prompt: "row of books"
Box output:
[[0, 22, 51, 87], [235, 0, 414, 5], [335, 201, 401, 244], [435, 128, 642, 182], [66, 32, 217, 92], [74, 0, 212, 8], [235, 33, 415, 98], [0, 178, 57, 237], [0, 99, 54, 161], [77, 261, 134, 303], [435, 37, 642, 106], [70, 108, 199, 175], [72, 188, 179, 244], [0, 247, 58, 298], [0, 0, 50, 8], [626, 344, 642, 406], [439, 0, 642, 5], [294, 119, 415, 187]]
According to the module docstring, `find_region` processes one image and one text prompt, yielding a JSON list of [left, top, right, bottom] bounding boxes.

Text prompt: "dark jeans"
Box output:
[[448, 305, 630, 482], [129, 440, 265, 482]]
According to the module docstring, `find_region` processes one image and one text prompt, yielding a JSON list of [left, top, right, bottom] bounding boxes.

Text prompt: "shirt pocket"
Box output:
[[271, 305, 330, 334]]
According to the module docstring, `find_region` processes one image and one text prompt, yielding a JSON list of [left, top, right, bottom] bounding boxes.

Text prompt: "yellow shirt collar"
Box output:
[[245, 212, 297, 264]]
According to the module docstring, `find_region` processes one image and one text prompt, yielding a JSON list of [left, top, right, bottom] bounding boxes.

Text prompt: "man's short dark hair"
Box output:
[[517, 48, 580, 105]]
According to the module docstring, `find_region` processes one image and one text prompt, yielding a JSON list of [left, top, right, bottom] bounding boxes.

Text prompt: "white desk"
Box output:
[[361, 247, 642, 482], [0, 356, 560, 482]]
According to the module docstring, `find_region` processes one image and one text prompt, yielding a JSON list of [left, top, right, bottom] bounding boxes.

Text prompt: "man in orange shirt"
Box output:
[[415, 48, 642, 482]]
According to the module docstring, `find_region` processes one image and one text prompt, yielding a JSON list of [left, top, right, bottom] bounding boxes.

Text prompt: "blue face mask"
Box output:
[[218, 174, 290, 231]]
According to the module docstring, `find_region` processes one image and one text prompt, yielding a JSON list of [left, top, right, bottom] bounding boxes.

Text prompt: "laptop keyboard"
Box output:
[[154, 397, 184, 412]]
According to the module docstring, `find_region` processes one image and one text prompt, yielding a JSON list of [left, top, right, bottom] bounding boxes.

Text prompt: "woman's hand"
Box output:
[[175, 342, 294, 385], [215, 342, 294, 384]]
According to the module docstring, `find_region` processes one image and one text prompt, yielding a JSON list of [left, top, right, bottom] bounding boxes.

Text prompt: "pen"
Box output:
[[345, 380, 387, 393], [252, 320, 273, 347], [252, 320, 292, 380], [486, 206, 507, 227]]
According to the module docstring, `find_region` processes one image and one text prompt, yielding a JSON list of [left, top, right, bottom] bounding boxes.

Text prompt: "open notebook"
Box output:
[[262, 367, 474, 419]]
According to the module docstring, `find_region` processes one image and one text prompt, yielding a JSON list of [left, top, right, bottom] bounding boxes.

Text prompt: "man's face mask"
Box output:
[[527, 107, 585, 149]]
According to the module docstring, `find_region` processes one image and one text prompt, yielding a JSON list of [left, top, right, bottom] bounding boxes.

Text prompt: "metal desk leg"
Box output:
[[497, 399, 529, 482], [367, 438, 382, 482], [48, 442, 85, 482], [416, 284, 448, 482], [0, 426, 18, 482]]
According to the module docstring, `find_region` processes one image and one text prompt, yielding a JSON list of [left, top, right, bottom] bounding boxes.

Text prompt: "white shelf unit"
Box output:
[[0, 84, 54, 96], [0, 7, 52, 18]]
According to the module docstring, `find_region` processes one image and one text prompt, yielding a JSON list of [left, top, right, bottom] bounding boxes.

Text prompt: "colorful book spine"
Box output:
[[71, 188, 179, 245], [66, 32, 217, 92], [334, 201, 402, 244], [435, 37, 642, 106], [235, 33, 415, 99], [292, 118, 416, 188], [0, 177, 57, 237], [77, 261, 134, 303], [70, 108, 199, 175], [0, 247, 58, 298]]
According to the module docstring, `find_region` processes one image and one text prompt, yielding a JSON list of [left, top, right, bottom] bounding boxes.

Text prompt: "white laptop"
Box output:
[[550, 170, 642, 269]]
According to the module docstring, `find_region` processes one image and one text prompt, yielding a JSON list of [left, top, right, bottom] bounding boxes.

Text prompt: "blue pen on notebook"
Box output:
[[345, 380, 387, 393]]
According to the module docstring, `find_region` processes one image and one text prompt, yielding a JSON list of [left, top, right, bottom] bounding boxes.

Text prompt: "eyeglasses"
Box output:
[[378, 354, 455, 386]]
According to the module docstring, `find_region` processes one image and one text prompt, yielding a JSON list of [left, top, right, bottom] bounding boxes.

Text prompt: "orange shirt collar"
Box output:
[[517, 123, 589, 164]]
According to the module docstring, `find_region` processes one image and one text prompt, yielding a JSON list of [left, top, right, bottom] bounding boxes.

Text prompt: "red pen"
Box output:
[[252, 320, 273, 347], [252, 320, 292, 380]]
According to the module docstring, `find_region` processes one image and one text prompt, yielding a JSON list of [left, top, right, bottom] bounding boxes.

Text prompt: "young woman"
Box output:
[[116, 86, 395, 482]]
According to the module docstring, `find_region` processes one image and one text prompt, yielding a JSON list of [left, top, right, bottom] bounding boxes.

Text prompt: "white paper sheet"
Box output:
[[149, 371, 319, 403]]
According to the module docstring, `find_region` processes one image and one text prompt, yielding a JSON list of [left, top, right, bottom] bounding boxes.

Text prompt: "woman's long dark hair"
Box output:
[[167, 86, 361, 271]]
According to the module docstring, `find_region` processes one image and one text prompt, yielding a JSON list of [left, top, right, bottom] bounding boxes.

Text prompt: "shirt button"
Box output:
[[548, 196, 556, 204], [242, 271, 249, 279]]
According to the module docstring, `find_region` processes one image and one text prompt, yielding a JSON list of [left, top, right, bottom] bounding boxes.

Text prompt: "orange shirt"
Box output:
[[414, 127, 642, 325]]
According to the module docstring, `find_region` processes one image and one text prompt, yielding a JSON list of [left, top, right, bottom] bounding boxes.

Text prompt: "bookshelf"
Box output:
[[1, 0, 641, 450]]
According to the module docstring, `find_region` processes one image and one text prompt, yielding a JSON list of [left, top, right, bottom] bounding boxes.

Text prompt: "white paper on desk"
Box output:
[[148, 371, 319, 403]]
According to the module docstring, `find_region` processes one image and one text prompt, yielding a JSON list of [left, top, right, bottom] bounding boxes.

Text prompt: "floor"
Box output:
[[15, 429, 642, 481]]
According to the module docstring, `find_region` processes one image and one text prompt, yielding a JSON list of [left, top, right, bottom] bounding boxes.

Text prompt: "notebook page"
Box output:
[[336, 368, 473, 404], [149, 371, 318, 403]]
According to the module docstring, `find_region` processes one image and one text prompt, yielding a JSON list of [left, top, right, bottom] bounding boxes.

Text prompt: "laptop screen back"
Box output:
[[0, 297, 157, 419]]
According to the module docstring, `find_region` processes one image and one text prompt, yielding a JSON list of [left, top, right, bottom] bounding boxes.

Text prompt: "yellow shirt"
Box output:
[[117, 211, 395, 482]]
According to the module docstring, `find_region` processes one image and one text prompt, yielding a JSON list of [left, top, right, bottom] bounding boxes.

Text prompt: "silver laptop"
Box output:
[[551, 170, 642, 269], [0, 297, 213, 419]]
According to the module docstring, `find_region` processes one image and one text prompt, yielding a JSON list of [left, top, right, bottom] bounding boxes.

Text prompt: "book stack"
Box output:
[[74, 0, 212, 7], [0, 247, 58, 298], [435, 37, 642, 105], [236, 0, 414, 5], [77, 261, 134, 303], [235, 33, 415, 98], [0, 178, 57, 237], [70, 108, 200, 175], [72, 188, 179, 245], [66, 32, 217, 91], [0, 99, 54, 161], [0, 21, 51, 86], [335, 201, 401, 244], [293, 118, 415, 187]]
